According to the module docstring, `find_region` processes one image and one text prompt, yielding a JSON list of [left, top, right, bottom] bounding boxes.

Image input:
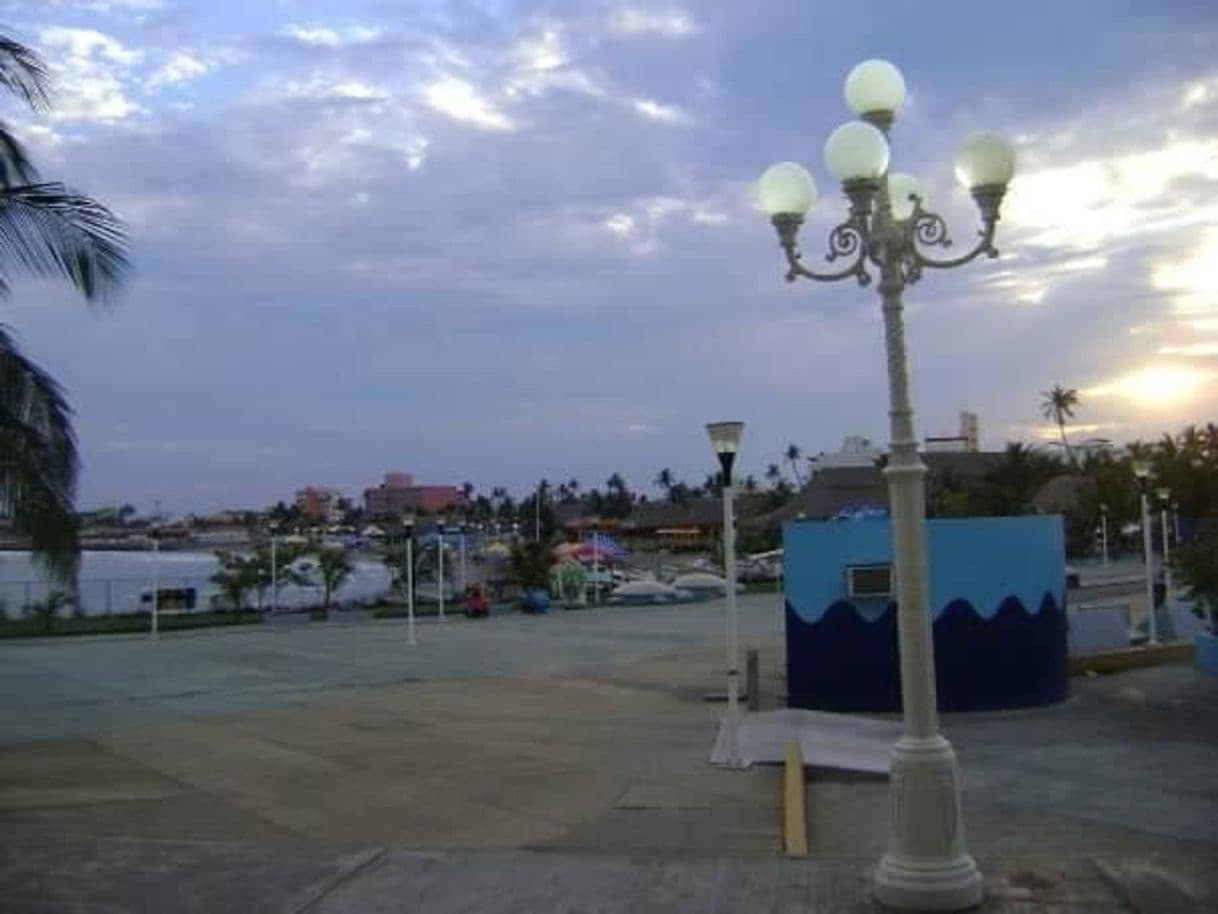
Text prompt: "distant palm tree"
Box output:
[[0, 34, 129, 583], [313, 546, 354, 613], [1040, 385, 1080, 465], [654, 467, 674, 496], [785, 444, 805, 488], [765, 463, 783, 486]]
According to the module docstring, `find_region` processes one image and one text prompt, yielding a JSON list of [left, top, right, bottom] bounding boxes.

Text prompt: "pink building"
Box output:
[[363, 472, 463, 519]]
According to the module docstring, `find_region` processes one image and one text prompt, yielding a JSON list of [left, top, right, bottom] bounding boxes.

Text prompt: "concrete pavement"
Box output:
[[2, 595, 1217, 911]]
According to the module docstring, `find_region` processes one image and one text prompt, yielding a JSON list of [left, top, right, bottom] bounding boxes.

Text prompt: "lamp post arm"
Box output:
[[772, 214, 872, 286], [910, 220, 998, 271]]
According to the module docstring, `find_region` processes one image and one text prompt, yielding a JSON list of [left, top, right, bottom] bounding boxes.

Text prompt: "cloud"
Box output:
[[607, 7, 696, 37], [505, 28, 606, 99], [281, 24, 384, 48], [41, 0, 162, 11], [421, 77, 515, 131], [37, 26, 144, 120], [631, 97, 691, 124], [145, 50, 211, 91], [1152, 225, 1218, 317], [1084, 363, 1217, 407]]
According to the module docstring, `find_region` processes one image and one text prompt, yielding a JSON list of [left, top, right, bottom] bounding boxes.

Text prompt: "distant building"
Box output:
[[618, 499, 723, 551], [363, 472, 463, 519], [811, 435, 884, 471], [294, 486, 341, 522], [750, 449, 1009, 531], [924, 411, 980, 453]]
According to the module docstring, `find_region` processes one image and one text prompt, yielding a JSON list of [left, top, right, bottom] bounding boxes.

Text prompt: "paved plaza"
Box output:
[[2, 595, 1217, 911]]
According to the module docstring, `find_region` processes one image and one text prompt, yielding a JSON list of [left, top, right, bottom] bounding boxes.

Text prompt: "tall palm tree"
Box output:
[[1039, 385, 1080, 465], [0, 34, 130, 583]]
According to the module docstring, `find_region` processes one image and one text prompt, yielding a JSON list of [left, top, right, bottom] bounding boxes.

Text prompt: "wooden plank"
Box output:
[[1069, 641, 1195, 675], [782, 741, 808, 859]]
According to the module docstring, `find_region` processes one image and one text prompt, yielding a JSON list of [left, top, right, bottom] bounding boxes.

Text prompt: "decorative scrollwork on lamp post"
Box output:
[[758, 58, 1016, 913]]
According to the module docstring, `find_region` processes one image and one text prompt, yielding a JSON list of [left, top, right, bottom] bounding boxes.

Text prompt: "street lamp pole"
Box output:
[[1157, 488, 1173, 611], [1099, 503, 1109, 567], [758, 59, 1014, 912], [270, 523, 279, 614], [150, 505, 161, 640], [534, 481, 545, 542], [707, 421, 745, 753], [436, 518, 447, 623], [1132, 462, 1158, 644], [403, 515, 416, 646]]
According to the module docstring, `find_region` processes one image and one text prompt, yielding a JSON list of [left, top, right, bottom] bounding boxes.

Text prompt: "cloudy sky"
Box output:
[[2, 0, 1216, 514]]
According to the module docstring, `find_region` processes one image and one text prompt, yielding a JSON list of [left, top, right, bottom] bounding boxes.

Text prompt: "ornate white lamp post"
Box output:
[[758, 59, 1015, 911], [1132, 461, 1158, 644]]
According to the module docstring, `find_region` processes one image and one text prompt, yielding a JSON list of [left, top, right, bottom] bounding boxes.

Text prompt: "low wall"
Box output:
[[784, 515, 1068, 713]]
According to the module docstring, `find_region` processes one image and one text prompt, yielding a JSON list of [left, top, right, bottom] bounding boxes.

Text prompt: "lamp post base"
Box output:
[[873, 736, 983, 912]]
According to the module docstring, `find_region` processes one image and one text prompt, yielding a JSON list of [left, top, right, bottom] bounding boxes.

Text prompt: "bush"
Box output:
[[509, 540, 551, 590], [1172, 534, 1218, 632]]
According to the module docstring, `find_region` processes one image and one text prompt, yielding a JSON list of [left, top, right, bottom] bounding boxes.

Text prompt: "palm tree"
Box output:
[[785, 444, 805, 487], [1040, 385, 1080, 465], [653, 467, 674, 497], [0, 34, 129, 583], [765, 463, 783, 487], [313, 546, 354, 613]]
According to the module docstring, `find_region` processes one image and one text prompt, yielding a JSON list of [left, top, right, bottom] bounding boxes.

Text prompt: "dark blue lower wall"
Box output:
[[785, 593, 1068, 713]]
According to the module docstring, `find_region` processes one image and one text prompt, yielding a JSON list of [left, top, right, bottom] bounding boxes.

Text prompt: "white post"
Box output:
[[458, 529, 466, 595], [151, 533, 160, 640], [270, 533, 278, 614], [437, 530, 446, 622], [873, 275, 982, 911], [1160, 506, 1174, 610], [1141, 491, 1158, 644], [592, 530, 599, 606], [723, 485, 739, 720], [1100, 511, 1109, 567], [406, 536, 416, 646]]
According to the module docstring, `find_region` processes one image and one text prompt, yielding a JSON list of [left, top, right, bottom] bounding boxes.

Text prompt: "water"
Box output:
[[0, 550, 393, 618]]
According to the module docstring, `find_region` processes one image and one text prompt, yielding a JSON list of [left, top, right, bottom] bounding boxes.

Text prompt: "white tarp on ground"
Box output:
[[710, 708, 899, 773]]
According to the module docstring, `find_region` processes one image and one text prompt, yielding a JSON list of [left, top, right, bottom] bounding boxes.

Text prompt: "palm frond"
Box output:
[[0, 325, 79, 583], [0, 35, 50, 110], [0, 182, 130, 302], [0, 121, 40, 186]]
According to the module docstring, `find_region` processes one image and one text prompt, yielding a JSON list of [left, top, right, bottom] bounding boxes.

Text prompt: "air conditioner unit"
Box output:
[[845, 563, 893, 598]]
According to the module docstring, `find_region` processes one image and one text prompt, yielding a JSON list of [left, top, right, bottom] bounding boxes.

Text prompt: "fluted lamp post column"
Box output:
[[758, 59, 1016, 911], [707, 420, 745, 766]]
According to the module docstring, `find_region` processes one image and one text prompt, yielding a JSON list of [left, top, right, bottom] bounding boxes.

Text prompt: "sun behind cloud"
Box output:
[[1086, 363, 1215, 408]]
